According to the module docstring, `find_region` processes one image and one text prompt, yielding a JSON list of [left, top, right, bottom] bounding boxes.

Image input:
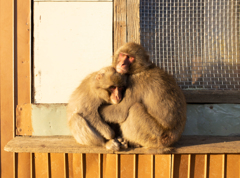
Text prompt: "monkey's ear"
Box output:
[[95, 73, 104, 80], [96, 68, 107, 80]]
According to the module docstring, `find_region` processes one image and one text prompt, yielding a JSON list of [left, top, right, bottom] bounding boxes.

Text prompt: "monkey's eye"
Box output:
[[119, 53, 130, 59], [118, 87, 124, 91], [109, 86, 116, 91]]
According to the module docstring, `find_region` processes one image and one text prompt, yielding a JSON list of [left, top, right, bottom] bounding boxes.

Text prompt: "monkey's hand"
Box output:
[[99, 104, 127, 123]]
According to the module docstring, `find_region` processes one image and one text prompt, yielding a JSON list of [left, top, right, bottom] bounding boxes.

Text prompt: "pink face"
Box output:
[[116, 53, 135, 74], [109, 86, 124, 104]]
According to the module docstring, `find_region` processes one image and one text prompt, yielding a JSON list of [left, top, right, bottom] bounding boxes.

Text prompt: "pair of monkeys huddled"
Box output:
[[67, 42, 187, 151]]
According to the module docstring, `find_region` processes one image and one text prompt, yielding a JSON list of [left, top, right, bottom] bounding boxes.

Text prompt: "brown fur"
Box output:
[[67, 66, 127, 150], [100, 43, 187, 148]]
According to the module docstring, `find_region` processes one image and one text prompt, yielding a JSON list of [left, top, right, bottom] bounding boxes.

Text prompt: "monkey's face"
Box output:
[[116, 52, 135, 74], [109, 86, 125, 104], [95, 66, 127, 104]]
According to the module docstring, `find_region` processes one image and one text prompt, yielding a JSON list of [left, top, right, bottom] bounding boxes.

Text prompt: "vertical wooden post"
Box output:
[[113, 0, 127, 52], [113, 0, 140, 52], [0, 0, 15, 177], [15, 0, 32, 177], [126, 0, 140, 43]]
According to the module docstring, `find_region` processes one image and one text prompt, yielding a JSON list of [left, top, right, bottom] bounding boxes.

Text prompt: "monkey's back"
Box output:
[[128, 65, 187, 137], [67, 71, 102, 120]]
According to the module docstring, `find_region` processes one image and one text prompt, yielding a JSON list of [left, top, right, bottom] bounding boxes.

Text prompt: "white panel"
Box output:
[[34, 2, 113, 103]]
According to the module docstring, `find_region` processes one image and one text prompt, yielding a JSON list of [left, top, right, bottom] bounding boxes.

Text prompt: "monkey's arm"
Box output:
[[99, 98, 134, 123]]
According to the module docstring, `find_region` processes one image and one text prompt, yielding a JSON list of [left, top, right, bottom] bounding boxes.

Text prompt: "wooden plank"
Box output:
[[225, 154, 240, 178], [189, 154, 206, 178], [5, 136, 240, 154], [183, 90, 240, 104], [126, 0, 140, 43], [0, 0, 15, 177], [16, 0, 31, 105], [71, 153, 84, 178], [33, 153, 49, 177], [102, 154, 118, 178], [15, 0, 32, 177], [4, 136, 114, 154], [137, 155, 152, 178], [49, 153, 65, 178], [85, 154, 100, 178], [113, 0, 140, 50], [155, 155, 171, 178], [119, 155, 135, 178], [173, 154, 189, 178], [113, 0, 127, 51], [207, 154, 225, 178], [16, 104, 33, 135], [16, 153, 32, 178]]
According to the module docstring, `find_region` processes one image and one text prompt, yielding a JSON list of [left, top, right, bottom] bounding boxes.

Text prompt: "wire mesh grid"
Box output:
[[140, 0, 240, 90]]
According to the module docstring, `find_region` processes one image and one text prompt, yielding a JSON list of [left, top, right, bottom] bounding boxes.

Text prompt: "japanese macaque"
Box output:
[[67, 66, 127, 151], [100, 42, 187, 149]]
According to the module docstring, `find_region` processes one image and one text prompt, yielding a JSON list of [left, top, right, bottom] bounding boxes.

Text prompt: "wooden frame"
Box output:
[[1, 0, 240, 178], [1, 0, 32, 177], [183, 90, 240, 104]]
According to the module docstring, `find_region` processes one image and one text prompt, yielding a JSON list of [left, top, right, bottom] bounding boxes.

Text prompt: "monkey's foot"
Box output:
[[105, 139, 120, 151], [128, 142, 142, 148], [117, 137, 128, 149]]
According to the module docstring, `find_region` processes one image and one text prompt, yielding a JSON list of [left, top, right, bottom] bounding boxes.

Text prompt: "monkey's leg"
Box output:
[[120, 103, 164, 148], [69, 114, 105, 146], [87, 113, 115, 140]]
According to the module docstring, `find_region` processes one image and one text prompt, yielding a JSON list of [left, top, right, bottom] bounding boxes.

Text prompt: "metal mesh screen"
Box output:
[[140, 0, 240, 90]]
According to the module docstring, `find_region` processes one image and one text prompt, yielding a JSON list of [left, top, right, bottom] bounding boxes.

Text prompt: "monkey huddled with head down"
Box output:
[[67, 66, 127, 151], [100, 42, 187, 149], [68, 42, 186, 151]]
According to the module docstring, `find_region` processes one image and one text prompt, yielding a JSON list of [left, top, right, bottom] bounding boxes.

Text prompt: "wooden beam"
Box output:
[[0, 0, 15, 177], [16, 104, 33, 135], [183, 90, 240, 104], [15, 0, 32, 177], [113, 0, 127, 52], [113, 0, 140, 52], [126, 0, 140, 43], [5, 136, 240, 154]]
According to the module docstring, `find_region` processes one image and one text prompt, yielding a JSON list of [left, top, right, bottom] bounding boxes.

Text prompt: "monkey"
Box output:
[[67, 66, 127, 151], [100, 42, 187, 149]]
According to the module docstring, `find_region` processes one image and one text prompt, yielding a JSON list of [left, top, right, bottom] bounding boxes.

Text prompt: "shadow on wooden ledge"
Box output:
[[4, 136, 240, 154]]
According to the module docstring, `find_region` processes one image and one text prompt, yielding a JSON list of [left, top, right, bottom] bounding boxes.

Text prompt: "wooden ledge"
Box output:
[[4, 136, 240, 154]]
